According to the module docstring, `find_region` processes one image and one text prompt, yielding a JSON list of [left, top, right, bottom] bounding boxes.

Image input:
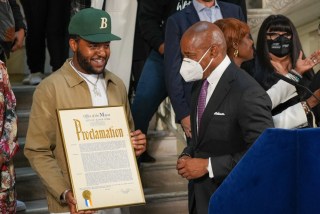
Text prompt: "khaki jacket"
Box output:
[[24, 60, 134, 213]]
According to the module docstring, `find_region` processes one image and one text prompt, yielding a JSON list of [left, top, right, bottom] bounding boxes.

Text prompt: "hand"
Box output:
[[306, 88, 320, 108], [158, 43, 164, 55], [310, 49, 320, 65], [11, 28, 25, 52], [176, 157, 208, 180], [181, 115, 192, 138], [131, 129, 146, 157], [295, 50, 320, 74], [65, 191, 95, 214]]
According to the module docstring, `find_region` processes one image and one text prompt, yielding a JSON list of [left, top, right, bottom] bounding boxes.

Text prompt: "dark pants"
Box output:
[[131, 50, 168, 135], [20, 0, 70, 73]]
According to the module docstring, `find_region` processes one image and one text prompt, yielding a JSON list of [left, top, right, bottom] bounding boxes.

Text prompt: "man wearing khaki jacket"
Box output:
[[24, 8, 146, 213]]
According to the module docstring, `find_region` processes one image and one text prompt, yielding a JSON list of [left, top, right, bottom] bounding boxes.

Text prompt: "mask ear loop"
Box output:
[[199, 46, 214, 73], [198, 46, 212, 63], [203, 58, 214, 73]]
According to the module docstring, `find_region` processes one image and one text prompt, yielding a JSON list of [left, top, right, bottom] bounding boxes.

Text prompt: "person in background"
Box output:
[[20, 0, 70, 85], [254, 14, 320, 127], [177, 21, 274, 214], [130, 0, 192, 163], [219, 0, 247, 21], [214, 17, 320, 128], [0, 0, 26, 63], [0, 61, 19, 213], [0, 1, 27, 211], [24, 8, 146, 213], [164, 0, 245, 144], [129, 0, 150, 100]]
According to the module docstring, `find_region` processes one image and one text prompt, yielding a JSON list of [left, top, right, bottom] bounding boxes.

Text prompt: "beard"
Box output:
[[75, 49, 107, 74]]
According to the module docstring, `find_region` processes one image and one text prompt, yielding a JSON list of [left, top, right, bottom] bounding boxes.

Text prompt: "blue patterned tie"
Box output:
[[197, 80, 209, 129]]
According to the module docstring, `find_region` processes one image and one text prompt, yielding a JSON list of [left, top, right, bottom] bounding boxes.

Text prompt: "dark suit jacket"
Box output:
[[220, 0, 247, 21], [182, 62, 274, 214], [164, 1, 245, 122]]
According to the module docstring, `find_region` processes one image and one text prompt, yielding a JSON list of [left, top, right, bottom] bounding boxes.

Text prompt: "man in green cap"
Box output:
[[24, 8, 146, 213]]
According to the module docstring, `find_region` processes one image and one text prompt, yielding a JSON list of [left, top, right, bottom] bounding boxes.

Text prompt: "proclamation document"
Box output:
[[57, 106, 145, 211]]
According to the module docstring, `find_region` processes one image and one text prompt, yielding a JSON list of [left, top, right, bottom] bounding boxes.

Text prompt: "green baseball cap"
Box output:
[[68, 7, 121, 42]]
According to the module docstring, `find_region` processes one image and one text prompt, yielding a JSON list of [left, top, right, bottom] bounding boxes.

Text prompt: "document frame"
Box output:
[[57, 105, 145, 211]]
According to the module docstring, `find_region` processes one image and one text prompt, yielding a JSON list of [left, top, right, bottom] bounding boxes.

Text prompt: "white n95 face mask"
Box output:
[[179, 46, 213, 82]]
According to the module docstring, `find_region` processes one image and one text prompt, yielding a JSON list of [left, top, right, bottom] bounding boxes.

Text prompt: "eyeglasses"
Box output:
[[266, 32, 292, 40]]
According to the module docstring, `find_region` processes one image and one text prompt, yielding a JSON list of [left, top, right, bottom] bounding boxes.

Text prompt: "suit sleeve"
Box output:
[[164, 16, 190, 122], [234, 1, 246, 22], [9, 0, 26, 31], [210, 85, 274, 182], [219, 0, 247, 21]]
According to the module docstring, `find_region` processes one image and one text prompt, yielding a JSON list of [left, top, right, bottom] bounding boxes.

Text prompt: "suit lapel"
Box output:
[[191, 80, 202, 146], [219, 1, 237, 19], [198, 64, 236, 143], [185, 3, 200, 25]]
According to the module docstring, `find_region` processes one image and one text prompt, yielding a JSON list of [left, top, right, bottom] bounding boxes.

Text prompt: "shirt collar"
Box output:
[[65, 58, 116, 87], [207, 55, 231, 85], [193, 0, 219, 12]]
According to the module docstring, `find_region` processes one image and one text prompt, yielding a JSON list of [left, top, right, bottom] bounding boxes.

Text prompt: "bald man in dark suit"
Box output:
[[177, 21, 274, 214], [164, 0, 245, 142]]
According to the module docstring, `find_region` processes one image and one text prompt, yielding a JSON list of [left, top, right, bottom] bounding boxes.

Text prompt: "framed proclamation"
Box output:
[[57, 106, 145, 211]]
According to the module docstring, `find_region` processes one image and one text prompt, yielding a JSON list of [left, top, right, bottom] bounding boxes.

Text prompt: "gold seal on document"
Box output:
[[82, 190, 92, 200]]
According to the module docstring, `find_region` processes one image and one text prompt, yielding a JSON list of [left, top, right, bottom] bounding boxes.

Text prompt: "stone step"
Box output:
[[19, 199, 49, 214], [16, 167, 46, 202], [130, 196, 188, 214], [17, 110, 29, 138], [20, 185, 188, 214], [140, 155, 187, 188], [15, 138, 29, 168], [147, 130, 185, 158], [16, 154, 186, 200], [12, 85, 35, 111]]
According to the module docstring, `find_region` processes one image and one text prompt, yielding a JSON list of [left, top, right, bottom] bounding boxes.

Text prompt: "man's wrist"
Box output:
[[178, 153, 191, 159], [60, 189, 71, 204]]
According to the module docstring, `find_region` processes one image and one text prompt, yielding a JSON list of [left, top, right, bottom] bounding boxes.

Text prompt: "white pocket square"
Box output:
[[214, 112, 225, 116]]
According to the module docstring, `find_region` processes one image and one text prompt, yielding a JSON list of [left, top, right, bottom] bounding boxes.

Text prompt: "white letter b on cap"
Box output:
[[100, 18, 108, 29]]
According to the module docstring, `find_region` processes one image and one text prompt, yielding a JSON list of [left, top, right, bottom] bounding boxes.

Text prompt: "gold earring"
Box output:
[[234, 49, 239, 57]]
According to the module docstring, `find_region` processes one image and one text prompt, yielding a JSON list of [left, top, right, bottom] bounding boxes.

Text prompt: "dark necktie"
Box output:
[[197, 80, 209, 129]]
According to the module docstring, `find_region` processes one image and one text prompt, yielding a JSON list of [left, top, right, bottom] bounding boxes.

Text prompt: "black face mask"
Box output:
[[267, 35, 292, 57]]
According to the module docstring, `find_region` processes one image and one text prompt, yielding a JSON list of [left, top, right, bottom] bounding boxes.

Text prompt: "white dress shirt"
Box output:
[[197, 56, 231, 178], [193, 0, 223, 22], [70, 61, 108, 107]]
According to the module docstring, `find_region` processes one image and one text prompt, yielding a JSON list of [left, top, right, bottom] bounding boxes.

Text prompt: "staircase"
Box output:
[[12, 84, 189, 214]]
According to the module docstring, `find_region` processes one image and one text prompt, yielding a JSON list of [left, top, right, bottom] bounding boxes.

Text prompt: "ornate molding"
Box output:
[[247, 9, 272, 30], [263, 0, 304, 13], [247, 9, 272, 41]]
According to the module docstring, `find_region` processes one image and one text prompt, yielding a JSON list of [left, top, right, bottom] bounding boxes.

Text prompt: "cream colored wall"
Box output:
[[296, 20, 320, 72]]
